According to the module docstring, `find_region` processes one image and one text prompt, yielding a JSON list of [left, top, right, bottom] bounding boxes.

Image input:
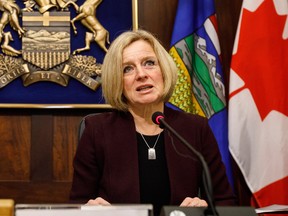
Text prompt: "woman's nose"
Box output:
[[135, 66, 148, 78]]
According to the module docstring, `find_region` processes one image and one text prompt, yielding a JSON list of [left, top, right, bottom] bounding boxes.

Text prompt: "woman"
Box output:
[[70, 29, 236, 215]]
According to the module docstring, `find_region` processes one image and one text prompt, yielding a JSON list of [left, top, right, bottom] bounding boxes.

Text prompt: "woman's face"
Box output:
[[122, 40, 164, 108]]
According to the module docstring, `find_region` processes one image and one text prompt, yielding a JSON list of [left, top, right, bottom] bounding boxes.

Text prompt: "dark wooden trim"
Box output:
[[0, 182, 72, 204], [31, 115, 53, 181]]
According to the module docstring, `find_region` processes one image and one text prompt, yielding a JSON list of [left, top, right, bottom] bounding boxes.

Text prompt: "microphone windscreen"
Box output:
[[152, 112, 165, 125]]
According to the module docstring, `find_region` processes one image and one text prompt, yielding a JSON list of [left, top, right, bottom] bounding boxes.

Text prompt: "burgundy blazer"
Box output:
[[70, 106, 236, 206]]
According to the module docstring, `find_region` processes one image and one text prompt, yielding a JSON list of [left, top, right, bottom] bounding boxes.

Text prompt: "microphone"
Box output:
[[152, 111, 218, 216], [152, 111, 165, 128]]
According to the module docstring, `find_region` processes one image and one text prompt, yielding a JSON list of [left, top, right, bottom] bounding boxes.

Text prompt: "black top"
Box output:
[[137, 131, 171, 216]]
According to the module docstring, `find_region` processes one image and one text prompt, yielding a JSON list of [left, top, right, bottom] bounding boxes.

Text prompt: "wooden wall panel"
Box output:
[[30, 115, 53, 181], [0, 112, 77, 203], [0, 182, 72, 203], [0, 115, 31, 181], [138, 0, 178, 50], [53, 115, 81, 181]]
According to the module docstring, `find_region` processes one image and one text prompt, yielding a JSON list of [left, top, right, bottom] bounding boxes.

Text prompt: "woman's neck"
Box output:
[[129, 103, 164, 135]]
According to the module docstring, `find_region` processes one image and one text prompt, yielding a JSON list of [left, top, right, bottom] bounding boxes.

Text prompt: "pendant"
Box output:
[[148, 148, 156, 160]]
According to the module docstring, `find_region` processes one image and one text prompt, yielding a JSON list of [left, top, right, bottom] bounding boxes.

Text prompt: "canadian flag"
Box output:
[[229, 0, 288, 210]]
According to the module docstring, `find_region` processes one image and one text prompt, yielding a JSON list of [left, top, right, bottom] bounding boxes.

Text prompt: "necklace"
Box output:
[[140, 133, 161, 160]]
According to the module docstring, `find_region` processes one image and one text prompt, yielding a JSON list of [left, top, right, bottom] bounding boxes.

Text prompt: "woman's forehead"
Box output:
[[123, 41, 155, 62]]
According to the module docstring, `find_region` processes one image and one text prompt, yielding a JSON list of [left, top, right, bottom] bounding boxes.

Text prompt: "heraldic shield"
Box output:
[[0, 0, 134, 105], [22, 11, 71, 70]]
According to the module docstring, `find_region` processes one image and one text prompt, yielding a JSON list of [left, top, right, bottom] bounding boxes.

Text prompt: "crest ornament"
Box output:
[[0, 0, 109, 90]]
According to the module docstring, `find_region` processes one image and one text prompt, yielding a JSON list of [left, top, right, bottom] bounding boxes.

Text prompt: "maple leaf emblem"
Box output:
[[230, 0, 288, 120]]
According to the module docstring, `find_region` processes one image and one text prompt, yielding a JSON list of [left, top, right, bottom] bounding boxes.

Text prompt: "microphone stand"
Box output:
[[157, 118, 218, 216]]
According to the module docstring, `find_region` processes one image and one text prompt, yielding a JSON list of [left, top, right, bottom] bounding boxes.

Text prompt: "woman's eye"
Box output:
[[123, 66, 133, 73], [145, 60, 155, 66]]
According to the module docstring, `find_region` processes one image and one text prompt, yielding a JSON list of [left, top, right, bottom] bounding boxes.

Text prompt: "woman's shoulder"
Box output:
[[165, 105, 208, 123], [84, 110, 133, 124]]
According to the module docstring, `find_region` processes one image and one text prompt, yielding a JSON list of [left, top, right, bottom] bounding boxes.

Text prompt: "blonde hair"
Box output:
[[101, 29, 178, 111]]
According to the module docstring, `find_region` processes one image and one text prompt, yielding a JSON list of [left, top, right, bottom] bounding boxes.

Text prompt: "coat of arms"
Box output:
[[0, 0, 112, 91]]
